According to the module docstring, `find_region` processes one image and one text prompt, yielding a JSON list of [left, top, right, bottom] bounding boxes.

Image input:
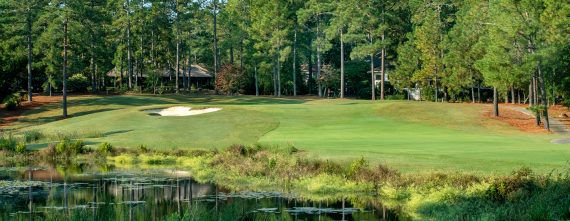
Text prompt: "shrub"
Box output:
[[485, 167, 536, 202], [347, 157, 369, 178], [3, 93, 21, 111], [286, 145, 299, 155], [528, 105, 545, 115], [386, 94, 405, 100], [15, 142, 26, 153], [67, 74, 90, 93], [215, 64, 247, 95], [55, 139, 85, 155], [0, 135, 17, 151], [23, 130, 43, 143], [98, 142, 113, 154], [137, 144, 149, 153], [39, 143, 57, 158]]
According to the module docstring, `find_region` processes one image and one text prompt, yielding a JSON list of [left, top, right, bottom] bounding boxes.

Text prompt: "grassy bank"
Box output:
[[2, 143, 569, 220]]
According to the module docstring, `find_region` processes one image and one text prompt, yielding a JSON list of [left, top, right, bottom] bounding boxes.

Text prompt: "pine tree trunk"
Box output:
[[471, 86, 475, 103], [538, 65, 550, 130], [370, 33, 375, 101], [293, 26, 297, 97], [340, 30, 344, 99], [380, 1, 385, 101], [434, 77, 438, 102], [63, 18, 68, 118], [151, 30, 155, 67], [134, 59, 138, 87], [277, 46, 281, 97], [213, 0, 218, 79], [273, 58, 277, 96], [317, 25, 322, 97], [26, 5, 33, 102], [176, 40, 180, 94], [380, 47, 385, 101], [126, 0, 133, 90], [139, 14, 144, 91], [529, 82, 533, 106], [175, 0, 180, 94], [511, 87, 515, 104], [254, 66, 259, 96], [493, 87, 499, 117], [186, 52, 190, 90], [308, 44, 313, 95], [240, 40, 244, 70], [533, 77, 538, 105], [90, 0, 96, 93], [120, 55, 124, 88], [477, 83, 481, 103]]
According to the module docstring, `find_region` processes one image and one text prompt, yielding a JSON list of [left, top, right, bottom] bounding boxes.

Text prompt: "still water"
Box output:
[[0, 167, 403, 221]]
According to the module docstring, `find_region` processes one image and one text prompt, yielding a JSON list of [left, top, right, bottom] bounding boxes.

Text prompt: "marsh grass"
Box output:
[[0, 133, 17, 151], [2, 142, 570, 220]]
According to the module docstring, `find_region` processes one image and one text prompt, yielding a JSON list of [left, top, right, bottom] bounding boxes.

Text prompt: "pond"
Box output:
[[0, 166, 404, 221]]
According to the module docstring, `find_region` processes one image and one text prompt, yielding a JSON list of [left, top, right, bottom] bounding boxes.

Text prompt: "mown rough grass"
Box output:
[[9, 95, 569, 173]]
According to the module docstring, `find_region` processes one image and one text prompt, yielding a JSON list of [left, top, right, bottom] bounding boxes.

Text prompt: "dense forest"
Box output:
[[0, 0, 568, 106]]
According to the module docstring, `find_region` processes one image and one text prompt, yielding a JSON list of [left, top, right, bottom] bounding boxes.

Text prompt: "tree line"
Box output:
[[0, 0, 568, 121]]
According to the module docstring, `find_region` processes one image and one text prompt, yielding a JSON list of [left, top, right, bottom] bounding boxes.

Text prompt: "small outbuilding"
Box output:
[[106, 64, 213, 88]]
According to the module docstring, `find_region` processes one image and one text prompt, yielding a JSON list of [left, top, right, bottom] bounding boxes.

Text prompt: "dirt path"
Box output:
[[504, 106, 569, 135], [503, 106, 570, 144]]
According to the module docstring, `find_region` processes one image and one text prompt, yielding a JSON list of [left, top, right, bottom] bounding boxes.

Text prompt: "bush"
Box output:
[[98, 142, 113, 154], [485, 167, 536, 202], [386, 94, 405, 100], [0, 135, 17, 151], [67, 74, 90, 93], [215, 64, 247, 95], [3, 93, 21, 111], [23, 130, 43, 143], [15, 142, 26, 153], [347, 157, 369, 178], [55, 139, 85, 155], [39, 143, 57, 158], [137, 144, 149, 153]]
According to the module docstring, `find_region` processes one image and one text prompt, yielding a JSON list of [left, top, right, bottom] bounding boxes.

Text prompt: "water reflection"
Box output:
[[0, 168, 404, 221]]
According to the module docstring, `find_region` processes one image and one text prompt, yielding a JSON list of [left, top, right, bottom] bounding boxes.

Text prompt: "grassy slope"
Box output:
[[11, 95, 570, 173]]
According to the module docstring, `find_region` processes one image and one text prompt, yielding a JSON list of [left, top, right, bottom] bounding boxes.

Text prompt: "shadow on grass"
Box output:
[[14, 95, 308, 127], [153, 94, 309, 105], [103, 129, 133, 136], [19, 108, 119, 124]]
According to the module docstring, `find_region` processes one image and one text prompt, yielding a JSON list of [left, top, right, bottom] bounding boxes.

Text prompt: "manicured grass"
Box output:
[[10, 95, 570, 173]]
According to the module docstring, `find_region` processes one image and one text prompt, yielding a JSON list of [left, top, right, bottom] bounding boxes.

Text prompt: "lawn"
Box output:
[[8, 95, 570, 173]]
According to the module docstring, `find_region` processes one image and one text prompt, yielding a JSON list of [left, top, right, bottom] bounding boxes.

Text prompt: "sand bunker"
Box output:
[[144, 106, 221, 116]]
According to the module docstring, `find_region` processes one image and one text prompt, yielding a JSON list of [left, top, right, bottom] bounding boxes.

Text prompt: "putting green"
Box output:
[[16, 95, 570, 173]]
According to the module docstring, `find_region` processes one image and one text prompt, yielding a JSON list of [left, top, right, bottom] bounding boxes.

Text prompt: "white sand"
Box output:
[[145, 106, 222, 116]]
